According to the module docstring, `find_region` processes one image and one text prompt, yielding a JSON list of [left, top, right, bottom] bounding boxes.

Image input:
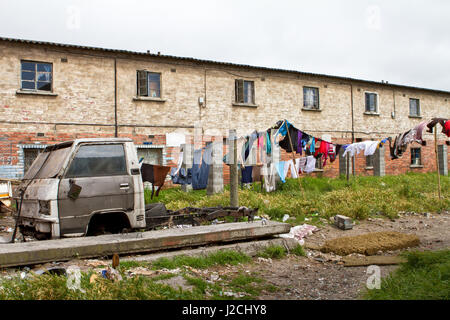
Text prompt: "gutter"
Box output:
[[114, 58, 118, 137]]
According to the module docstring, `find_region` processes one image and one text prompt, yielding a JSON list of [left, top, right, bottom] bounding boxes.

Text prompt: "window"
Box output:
[[409, 98, 420, 117], [65, 144, 127, 178], [365, 92, 378, 113], [411, 148, 421, 165], [21, 61, 52, 91], [235, 79, 255, 104], [137, 70, 161, 98], [366, 155, 374, 168], [137, 147, 162, 165], [24, 148, 43, 174], [303, 87, 319, 109]]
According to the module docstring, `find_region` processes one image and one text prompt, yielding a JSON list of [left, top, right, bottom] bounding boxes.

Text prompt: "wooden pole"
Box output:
[[285, 121, 305, 196], [434, 128, 442, 200], [229, 129, 239, 207]]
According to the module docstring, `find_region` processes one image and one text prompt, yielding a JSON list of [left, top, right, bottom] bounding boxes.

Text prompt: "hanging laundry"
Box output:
[[283, 159, 298, 179], [342, 141, 380, 158], [296, 131, 303, 154], [241, 166, 253, 184], [296, 156, 316, 174], [309, 137, 316, 154], [314, 140, 328, 158], [426, 118, 448, 134], [170, 167, 192, 185], [192, 145, 212, 190], [276, 161, 286, 183], [261, 163, 277, 192], [323, 143, 336, 167], [279, 126, 300, 153], [445, 120, 450, 137], [412, 121, 428, 144], [265, 131, 272, 155], [274, 120, 291, 139]]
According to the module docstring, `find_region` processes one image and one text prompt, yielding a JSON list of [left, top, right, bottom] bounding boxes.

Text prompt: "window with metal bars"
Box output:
[[21, 61, 52, 91], [409, 98, 420, 116], [235, 79, 255, 104], [137, 70, 161, 98], [303, 87, 319, 109], [365, 92, 378, 113]]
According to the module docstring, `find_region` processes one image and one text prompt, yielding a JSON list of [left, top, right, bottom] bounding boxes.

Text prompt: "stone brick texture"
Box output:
[[0, 40, 449, 182]]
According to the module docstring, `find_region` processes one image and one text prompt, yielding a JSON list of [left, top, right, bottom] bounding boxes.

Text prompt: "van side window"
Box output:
[[65, 144, 127, 178]]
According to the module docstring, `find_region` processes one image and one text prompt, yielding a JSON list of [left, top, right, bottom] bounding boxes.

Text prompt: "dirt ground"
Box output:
[[250, 211, 450, 299], [0, 211, 449, 300]]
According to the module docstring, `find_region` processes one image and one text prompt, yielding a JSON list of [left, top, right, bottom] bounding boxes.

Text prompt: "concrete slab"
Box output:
[[0, 221, 290, 268]]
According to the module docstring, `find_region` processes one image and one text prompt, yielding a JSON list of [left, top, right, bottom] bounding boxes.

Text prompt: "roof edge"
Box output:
[[1, 36, 449, 95]]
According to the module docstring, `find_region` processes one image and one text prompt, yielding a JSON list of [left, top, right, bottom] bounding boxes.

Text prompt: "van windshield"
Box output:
[[23, 145, 72, 180]]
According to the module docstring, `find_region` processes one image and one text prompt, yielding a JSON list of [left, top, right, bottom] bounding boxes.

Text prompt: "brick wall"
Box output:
[[0, 40, 449, 181]]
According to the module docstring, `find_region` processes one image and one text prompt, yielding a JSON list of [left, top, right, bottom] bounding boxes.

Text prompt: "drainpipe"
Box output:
[[114, 58, 118, 137], [350, 84, 355, 175]]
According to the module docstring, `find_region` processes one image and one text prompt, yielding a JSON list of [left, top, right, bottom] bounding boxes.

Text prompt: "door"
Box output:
[[58, 143, 134, 235]]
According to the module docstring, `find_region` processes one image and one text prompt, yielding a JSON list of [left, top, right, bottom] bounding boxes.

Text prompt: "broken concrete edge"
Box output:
[[122, 237, 301, 264], [0, 221, 291, 268]]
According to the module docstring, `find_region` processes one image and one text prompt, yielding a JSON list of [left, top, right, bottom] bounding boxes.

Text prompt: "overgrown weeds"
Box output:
[[147, 173, 449, 222]]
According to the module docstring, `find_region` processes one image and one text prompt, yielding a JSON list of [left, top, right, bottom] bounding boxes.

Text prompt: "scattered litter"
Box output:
[[223, 291, 245, 298], [102, 267, 122, 281], [257, 257, 273, 264], [334, 215, 353, 230], [209, 272, 220, 282], [127, 267, 156, 277], [282, 214, 290, 222], [33, 267, 67, 276], [160, 267, 181, 274], [279, 224, 319, 245], [86, 259, 106, 268], [89, 273, 99, 283]]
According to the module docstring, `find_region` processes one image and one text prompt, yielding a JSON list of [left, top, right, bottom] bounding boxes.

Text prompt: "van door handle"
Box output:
[[119, 183, 130, 190]]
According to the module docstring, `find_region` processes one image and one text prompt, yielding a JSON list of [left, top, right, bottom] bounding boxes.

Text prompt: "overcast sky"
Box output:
[[0, 0, 449, 91]]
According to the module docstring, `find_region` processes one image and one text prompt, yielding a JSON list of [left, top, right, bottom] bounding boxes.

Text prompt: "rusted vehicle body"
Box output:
[[13, 138, 258, 240], [14, 138, 145, 239]]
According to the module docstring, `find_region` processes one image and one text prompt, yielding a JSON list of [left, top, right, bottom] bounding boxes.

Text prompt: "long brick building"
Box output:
[[0, 37, 449, 181]]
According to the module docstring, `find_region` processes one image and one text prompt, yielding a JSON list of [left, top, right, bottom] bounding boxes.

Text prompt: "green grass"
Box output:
[[148, 172, 449, 222], [0, 271, 202, 300], [151, 250, 251, 270], [257, 245, 287, 259], [291, 245, 306, 257], [364, 249, 450, 300]]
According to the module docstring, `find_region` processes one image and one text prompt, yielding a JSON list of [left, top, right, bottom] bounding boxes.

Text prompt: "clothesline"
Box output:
[[233, 117, 449, 165]]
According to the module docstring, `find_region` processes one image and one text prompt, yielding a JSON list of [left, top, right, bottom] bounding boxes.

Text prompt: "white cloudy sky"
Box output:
[[1, 0, 449, 91]]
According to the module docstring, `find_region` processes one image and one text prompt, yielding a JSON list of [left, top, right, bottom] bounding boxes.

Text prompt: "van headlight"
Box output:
[[39, 200, 51, 215]]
